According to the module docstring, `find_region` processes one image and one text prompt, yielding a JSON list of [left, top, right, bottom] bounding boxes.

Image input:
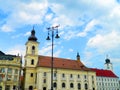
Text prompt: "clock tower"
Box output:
[[104, 56, 113, 71]]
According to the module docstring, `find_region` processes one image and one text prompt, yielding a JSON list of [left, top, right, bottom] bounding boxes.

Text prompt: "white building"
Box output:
[[91, 68, 119, 90], [91, 57, 119, 90]]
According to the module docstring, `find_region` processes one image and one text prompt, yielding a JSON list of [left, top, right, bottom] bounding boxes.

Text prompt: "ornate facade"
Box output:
[[0, 51, 22, 90]]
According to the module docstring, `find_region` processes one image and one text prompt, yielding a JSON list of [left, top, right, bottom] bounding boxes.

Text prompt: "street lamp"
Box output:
[[46, 25, 60, 90]]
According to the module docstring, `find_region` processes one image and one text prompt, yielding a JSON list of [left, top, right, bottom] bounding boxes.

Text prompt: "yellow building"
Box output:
[[24, 29, 97, 90], [0, 51, 22, 90]]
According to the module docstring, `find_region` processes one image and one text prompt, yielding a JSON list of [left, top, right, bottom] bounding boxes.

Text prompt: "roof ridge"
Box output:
[[91, 68, 118, 78], [39, 55, 76, 61], [38, 55, 91, 71]]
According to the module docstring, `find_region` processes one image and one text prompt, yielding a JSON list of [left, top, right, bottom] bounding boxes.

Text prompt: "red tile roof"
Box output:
[[37, 55, 91, 71], [91, 68, 118, 78]]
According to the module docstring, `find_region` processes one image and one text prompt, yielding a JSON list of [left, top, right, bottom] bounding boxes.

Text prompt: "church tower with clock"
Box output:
[[104, 55, 113, 71]]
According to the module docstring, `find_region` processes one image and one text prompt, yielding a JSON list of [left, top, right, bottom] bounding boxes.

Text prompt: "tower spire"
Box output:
[[28, 27, 37, 41], [77, 52, 80, 61]]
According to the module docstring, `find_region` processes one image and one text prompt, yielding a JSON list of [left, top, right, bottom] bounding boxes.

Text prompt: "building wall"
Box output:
[[96, 76, 119, 90], [24, 30, 97, 90], [24, 40, 39, 90], [24, 68, 37, 90], [36, 67, 97, 90], [0, 56, 21, 90]]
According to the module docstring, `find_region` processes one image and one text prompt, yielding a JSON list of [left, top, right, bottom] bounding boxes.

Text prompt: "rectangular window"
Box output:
[[0, 74, 3, 81], [84, 75, 87, 79], [7, 75, 12, 81], [62, 73, 65, 78], [14, 76, 17, 81], [70, 74, 73, 78], [43, 79, 46, 83], [43, 72, 46, 77], [31, 59, 34, 65], [14, 69, 18, 74], [54, 73, 56, 77], [7, 68, 12, 74], [0, 68, 5, 73], [78, 74, 80, 78]]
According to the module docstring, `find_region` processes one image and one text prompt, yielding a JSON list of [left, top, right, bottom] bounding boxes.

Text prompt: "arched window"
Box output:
[[62, 83, 65, 88], [31, 59, 34, 65], [53, 82, 57, 88], [70, 83, 74, 88], [32, 46, 35, 55], [30, 73, 33, 77], [78, 83, 81, 89], [43, 87, 46, 90], [29, 86, 33, 90], [43, 79, 46, 83]]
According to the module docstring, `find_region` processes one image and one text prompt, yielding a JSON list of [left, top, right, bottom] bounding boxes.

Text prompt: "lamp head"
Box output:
[[46, 36, 50, 40], [55, 34, 60, 39]]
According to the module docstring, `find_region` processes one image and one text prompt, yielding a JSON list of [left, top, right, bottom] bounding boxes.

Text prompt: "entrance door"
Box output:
[[43, 87, 46, 90]]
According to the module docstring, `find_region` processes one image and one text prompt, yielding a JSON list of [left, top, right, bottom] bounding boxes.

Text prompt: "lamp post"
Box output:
[[46, 25, 60, 90]]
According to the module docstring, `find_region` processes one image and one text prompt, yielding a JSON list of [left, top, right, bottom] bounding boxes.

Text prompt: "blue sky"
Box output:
[[0, 0, 120, 77]]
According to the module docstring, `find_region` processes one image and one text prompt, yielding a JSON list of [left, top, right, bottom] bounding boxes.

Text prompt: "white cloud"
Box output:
[[39, 45, 52, 56], [84, 51, 93, 60], [24, 31, 31, 36], [94, 0, 115, 7], [77, 32, 87, 37], [112, 58, 120, 66], [110, 6, 120, 18], [54, 50, 61, 57], [6, 45, 25, 56], [69, 49, 74, 52], [63, 30, 77, 40], [84, 19, 98, 32], [39, 44, 61, 57], [77, 19, 99, 37], [45, 13, 53, 21], [11, 34, 23, 39], [1, 25, 13, 32], [0, 1, 48, 32], [87, 31, 120, 52]]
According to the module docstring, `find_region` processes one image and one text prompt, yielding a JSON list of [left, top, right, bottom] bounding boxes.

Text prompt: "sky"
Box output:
[[0, 0, 120, 78]]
